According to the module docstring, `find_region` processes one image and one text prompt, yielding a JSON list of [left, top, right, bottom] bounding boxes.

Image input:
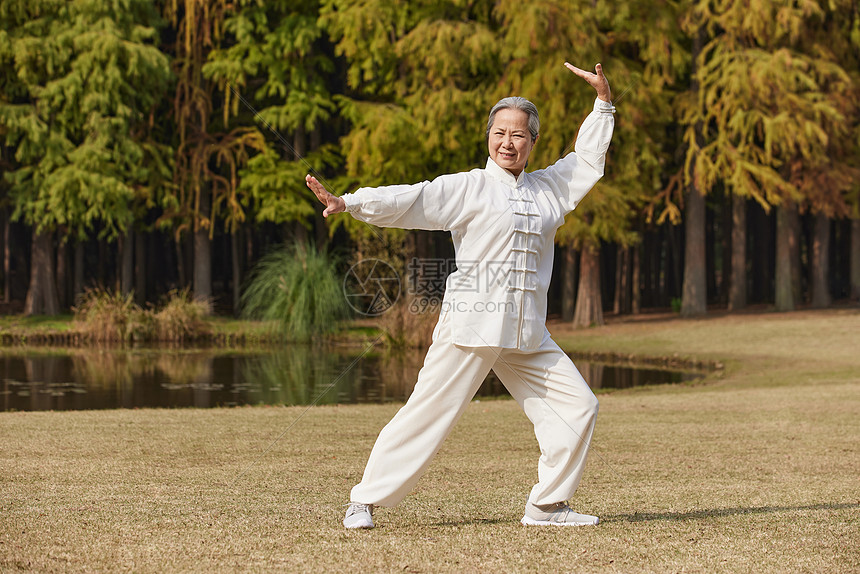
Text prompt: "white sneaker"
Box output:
[[521, 501, 599, 526], [343, 502, 374, 529]]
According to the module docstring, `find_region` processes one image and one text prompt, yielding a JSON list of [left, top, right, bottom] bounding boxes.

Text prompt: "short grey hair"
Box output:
[[486, 97, 540, 142]]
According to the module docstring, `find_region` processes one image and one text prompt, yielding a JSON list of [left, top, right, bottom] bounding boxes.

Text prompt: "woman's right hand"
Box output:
[[564, 62, 612, 103], [305, 174, 346, 218]]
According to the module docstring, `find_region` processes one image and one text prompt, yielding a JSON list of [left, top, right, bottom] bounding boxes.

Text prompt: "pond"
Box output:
[[0, 346, 705, 412]]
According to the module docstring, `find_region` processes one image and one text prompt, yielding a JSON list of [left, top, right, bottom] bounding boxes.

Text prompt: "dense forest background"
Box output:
[[1, 0, 858, 326]]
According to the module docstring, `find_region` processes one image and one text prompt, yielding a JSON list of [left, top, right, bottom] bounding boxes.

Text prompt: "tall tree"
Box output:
[[561, 0, 687, 323], [205, 0, 341, 311], [681, 0, 854, 314], [0, 0, 171, 314], [160, 0, 265, 308]]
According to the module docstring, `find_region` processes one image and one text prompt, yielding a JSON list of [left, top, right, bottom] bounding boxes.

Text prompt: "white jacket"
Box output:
[[342, 98, 616, 350]]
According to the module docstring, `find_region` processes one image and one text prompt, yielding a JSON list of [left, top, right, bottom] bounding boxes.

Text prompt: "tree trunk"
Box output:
[[175, 235, 187, 288], [24, 229, 60, 316], [790, 209, 802, 303], [851, 219, 860, 301], [231, 230, 242, 317], [56, 240, 68, 309], [775, 202, 799, 311], [728, 195, 747, 310], [668, 222, 683, 303], [120, 230, 134, 297], [193, 193, 212, 309], [720, 194, 732, 305], [706, 201, 717, 302], [294, 125, 306, 159], [573, 243, 603, 328], [97, 238, 107, 286], [73, 241, 85, 303], [134, 230, 146, 305], [811, 212, 831, 308], [613, 244, 630, 315], [3, 209, 10, 304], [612, 246, 621, 315], [631, 242, 641, 314], [561, 243, 577, 322], [681, 185, 707, 316], [649, 229, 663, 306]]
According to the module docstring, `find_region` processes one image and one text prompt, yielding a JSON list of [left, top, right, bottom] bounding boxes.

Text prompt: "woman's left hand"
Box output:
[[564, 62, 612, 103]]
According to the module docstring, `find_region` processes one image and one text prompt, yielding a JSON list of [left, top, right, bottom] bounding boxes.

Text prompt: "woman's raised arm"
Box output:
[[564, 62, 612, 103]]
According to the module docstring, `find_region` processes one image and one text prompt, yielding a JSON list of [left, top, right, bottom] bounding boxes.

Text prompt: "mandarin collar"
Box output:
[[485, 157, 526, 187]]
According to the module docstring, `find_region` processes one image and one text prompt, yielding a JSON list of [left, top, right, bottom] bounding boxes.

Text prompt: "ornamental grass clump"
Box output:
[[153, 289, 210, 342], [240, 243, 351, 342], [74, 288, 210, 343], [73, 288, 151, 343]]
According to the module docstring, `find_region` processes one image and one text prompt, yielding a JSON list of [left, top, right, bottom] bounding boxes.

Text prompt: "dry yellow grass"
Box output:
[[1, 309, 858, 572]]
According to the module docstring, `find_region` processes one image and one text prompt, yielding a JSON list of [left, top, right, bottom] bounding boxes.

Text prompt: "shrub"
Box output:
[[73, 288, 211, 343], [153, 289, 210, 342], [240, 243, 352, 341], [73, 288, 150, 343]]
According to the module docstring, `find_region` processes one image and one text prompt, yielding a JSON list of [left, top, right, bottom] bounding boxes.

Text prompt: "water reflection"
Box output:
[[0, 346, 702, 412]]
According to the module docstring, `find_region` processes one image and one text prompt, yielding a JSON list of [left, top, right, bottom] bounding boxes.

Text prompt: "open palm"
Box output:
[[564, 62, 612, 103]]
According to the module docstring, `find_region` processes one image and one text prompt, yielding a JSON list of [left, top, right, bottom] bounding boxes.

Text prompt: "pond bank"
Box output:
[[0, 313, 726, 373]]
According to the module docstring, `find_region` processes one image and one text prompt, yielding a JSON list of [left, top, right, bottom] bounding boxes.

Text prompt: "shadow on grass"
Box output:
[[605, 502, 860, 523], [379, 503, 859, 529], [431, 517, 510, 527]]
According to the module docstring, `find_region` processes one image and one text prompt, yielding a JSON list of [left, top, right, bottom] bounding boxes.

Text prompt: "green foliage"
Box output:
[[322, 0, 499, 185], [324, 0, 660, 250], [203, 0, 339, 229], [0, 0, 171, 240], [236, 144, 332, 226], [240, 243, 351, 342], [158, 0, 270, 239]]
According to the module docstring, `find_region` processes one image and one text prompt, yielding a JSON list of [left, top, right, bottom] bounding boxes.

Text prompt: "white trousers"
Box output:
[[350, 315, 599, 507]]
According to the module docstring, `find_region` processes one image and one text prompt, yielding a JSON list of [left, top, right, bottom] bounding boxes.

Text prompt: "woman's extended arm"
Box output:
[[306, 172, 471, 232], [306, 174, 346, 218]]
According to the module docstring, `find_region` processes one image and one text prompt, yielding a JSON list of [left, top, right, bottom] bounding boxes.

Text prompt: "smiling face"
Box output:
[[487, 108, 537, 177]]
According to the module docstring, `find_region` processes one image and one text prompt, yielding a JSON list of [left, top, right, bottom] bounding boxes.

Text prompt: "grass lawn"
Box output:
[[1, 309, 858, 572]]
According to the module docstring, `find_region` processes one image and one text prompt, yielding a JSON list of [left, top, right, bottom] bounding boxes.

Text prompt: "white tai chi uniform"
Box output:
[[343, 98, 616, 507]]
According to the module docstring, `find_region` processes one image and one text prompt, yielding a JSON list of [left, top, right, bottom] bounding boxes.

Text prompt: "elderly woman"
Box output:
[[306, 62, 614, 529]]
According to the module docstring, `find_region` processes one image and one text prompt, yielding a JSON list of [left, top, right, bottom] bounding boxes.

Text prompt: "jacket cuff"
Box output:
[[593, 98, 616, 114], [342, 193, 360, 213]]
